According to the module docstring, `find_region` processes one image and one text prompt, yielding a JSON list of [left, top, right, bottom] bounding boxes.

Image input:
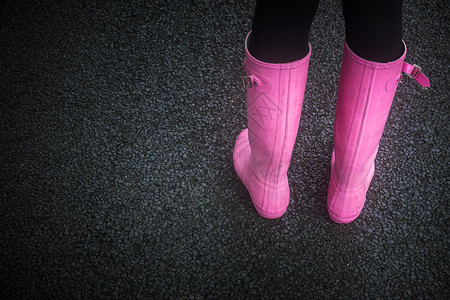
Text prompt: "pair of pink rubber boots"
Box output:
[[233, 33, 430, 223]]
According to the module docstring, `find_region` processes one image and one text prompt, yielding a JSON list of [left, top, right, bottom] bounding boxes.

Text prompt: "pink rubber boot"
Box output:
[[328, 41, 430, 223], [233, 32, 311, 219]]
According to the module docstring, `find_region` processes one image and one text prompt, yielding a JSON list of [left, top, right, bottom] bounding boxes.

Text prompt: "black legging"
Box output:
[[249, 0, 404, 63]]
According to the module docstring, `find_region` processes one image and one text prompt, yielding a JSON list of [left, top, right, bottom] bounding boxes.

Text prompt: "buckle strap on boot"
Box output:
[[241, 73, 272, 92], [241, 75, 258, 89], [402, 63, 430, 88]]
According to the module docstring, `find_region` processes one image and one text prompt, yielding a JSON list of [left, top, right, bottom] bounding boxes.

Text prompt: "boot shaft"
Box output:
[[333, 41, 406, 187], [328, 41, 430, 223], [244, 32, 310, 184]]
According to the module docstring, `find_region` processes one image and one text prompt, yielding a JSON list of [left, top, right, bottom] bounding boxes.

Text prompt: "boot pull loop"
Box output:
[[402, 62, 430, 88]]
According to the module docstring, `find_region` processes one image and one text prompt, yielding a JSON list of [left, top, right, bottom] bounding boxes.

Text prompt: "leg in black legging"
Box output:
[[249, 0, 320, 63], [342, 0, 404, 63]]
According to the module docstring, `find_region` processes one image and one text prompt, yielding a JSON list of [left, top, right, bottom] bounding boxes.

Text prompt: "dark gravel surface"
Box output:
[[1, 0, 448, 298]]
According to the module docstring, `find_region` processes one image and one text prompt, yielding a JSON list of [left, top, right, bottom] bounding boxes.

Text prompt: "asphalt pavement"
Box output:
[[1, 0, 448, 298]]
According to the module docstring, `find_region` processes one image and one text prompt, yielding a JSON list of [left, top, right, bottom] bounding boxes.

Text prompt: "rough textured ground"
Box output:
[[1, 0, 448, 298]]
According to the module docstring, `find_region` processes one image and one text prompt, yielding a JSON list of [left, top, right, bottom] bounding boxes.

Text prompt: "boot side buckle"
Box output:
[[402, 62, 430, 89], [406, 64, 422, 80], [241, 75, 258, 89]]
